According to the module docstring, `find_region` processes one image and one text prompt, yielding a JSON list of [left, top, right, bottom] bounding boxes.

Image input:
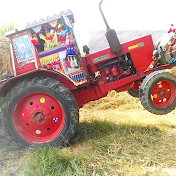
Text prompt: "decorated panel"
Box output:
[[27, 11, 87, 85], [12, 31, 36, 67]]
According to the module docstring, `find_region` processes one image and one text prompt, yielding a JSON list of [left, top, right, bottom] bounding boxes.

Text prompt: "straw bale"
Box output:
[[0, 36, 13, 78]]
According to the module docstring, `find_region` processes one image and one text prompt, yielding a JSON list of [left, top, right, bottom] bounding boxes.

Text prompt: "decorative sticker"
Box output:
[[40, 98, 45, 103], [128, 42, 144, 50], [70, 71, 87, 83], [93, 54, 110, 63], [59, 50, 81, 74], [13, 34, 34, 62], [32, 25, 42, 34], [53, 117, 58, 122]]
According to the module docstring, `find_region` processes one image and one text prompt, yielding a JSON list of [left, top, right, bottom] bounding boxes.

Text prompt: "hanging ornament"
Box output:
[[59, 26, 71, 37], [66, 57, 71, 68], [49, 20, 58, 28], [32, 25, 42, 34], [57, 24, 63, 33], [31, 35, 40, 45], [45, 30, 54, 40]]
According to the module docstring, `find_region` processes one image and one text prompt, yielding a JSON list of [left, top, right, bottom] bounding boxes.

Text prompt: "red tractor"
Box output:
[[1, 0, 176, 148]]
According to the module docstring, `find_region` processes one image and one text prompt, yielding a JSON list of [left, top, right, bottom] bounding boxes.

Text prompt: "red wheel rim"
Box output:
[[150, 80, 176, 108], [13, 92, 65, 143]]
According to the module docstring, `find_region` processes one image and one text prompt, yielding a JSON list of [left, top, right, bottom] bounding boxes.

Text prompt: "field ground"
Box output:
[[1, 90, 176, 175]]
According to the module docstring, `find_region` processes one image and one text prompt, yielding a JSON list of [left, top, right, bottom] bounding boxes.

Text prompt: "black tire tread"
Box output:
[[139, 70, 176, 115], [128, 87, 139, 98], [1, 77, 79, 148]]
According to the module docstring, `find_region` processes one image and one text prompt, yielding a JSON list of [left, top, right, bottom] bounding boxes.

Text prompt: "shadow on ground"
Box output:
[[0, 120, 176, 175]]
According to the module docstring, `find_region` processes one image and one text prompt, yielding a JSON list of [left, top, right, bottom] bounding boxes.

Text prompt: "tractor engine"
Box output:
[[99, 53, 136, 83]]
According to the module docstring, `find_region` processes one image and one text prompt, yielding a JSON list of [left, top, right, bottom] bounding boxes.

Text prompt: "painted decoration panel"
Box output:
[[13, 35, 34, 62]]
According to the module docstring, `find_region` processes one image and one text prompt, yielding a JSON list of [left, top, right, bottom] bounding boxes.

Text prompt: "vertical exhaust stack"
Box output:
[[99, 0, 122, 55]]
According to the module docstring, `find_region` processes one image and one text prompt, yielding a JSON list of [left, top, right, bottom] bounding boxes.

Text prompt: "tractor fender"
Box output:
[[0, 69, 79, 97]]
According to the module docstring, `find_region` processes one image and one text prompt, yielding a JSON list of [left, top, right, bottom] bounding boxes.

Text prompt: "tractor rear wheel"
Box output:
[[2, 77, 79, 148], [139, 71, 176, 115]]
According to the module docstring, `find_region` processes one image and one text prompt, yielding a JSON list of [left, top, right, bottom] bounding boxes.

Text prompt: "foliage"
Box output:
[[0, 22, 18, 79], [0, 36, 13, 78], [0, 22, 18, 36]]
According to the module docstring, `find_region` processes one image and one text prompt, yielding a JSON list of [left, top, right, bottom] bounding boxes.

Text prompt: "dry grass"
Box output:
[[1, 60, 176, 175], [80, 91, 176, 133], [77, 91, 176, 175], [8, 90, 175, 176], [0, 36, 13, 78]]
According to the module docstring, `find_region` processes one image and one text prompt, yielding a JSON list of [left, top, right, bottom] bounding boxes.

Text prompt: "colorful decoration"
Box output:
[[59, 26, 71, 37], [40, 53, 60, 66], [70, 72, 87, 82], [45, 30, 54, 40], [53, 117, 58, 122], [39, 33, 59, 50], [168, 24, 176, 33], [32, 25, 42, 34], [66, 57, 71, 68], [27, 11, 87, 85], [65, 38, 74, 46], [31, 35, 40, 45], [26, 10, 74, 28], [49, 20, 58, 28], [66, 47, 76, 56], [57, 35, 66, 42], [57, 24, 63, 32]]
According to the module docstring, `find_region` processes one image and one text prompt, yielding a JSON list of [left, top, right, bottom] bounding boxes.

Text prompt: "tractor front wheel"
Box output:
[[139, 71, 176, 115], [2, 77, 78, 148]]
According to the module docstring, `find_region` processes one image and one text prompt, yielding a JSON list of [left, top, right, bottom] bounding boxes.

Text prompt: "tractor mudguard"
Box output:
[[0, 69, 81, 97]]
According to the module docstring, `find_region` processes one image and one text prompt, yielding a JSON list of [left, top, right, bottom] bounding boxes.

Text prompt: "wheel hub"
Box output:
[[158, 89, 166, 97], [29, 106, 51, 126], [13, 93, 65, 143], [151, 80, 175, 108], [33, 111, 47, 124]]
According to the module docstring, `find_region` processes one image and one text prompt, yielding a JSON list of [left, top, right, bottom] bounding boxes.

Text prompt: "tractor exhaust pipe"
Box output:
[[99, 0, 110, 32], [99, 0, 122, 55]]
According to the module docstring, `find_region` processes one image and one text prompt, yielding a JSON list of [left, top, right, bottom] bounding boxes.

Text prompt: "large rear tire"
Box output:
[[2, 77, 79, 148], [128, 81, 141, 98], [139, 71, 176, 115]]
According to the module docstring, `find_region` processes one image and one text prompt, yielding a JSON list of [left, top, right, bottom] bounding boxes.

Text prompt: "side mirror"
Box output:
[[83, 45, 90, 54]]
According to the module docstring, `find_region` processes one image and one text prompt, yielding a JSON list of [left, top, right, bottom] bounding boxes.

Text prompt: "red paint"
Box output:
[[16, 63, 36, 75], [133, 81, 141, 91], [111, 65, 119, 76], [13, 92, 65, 143], [9, 30, 38, 75], [86, 35, 153, 67], [130, 44, 154, 72], [4, 25, 176, 113], [0, 69, 78, 97]]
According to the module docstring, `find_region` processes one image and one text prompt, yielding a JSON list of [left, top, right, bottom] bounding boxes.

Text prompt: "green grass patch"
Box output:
[[18, 121, 176, 176], [2, 91, 176, 175]]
